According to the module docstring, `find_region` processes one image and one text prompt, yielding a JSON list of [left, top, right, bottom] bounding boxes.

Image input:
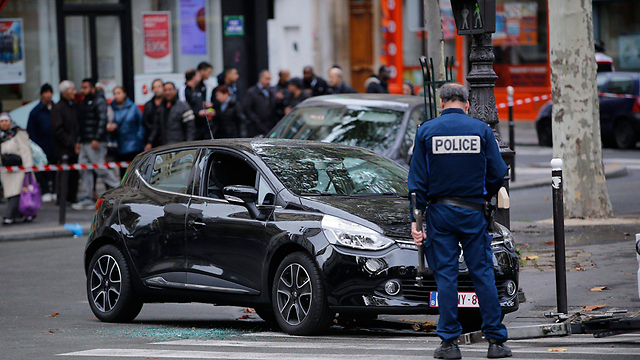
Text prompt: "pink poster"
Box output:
[[142, 12, 173, 74]]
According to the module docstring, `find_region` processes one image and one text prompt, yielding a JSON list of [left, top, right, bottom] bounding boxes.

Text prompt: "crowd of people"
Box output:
[[1, 62, 418, 223]]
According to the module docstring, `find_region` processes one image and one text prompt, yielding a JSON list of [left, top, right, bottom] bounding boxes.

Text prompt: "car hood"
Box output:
[[299, 195, 413, 240]]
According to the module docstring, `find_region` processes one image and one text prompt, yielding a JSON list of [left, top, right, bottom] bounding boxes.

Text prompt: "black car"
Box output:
[[85, 139, 519, 335], [268, 94, 432, 168], [536, 72, 640, 148]]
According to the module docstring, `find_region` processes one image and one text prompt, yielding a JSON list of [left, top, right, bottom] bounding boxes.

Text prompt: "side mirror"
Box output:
[[223, 185, 258, 205]]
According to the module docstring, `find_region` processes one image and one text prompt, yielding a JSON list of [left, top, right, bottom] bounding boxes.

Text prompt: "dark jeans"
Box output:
[[3, 195, 20, 220], [56, 154, 79, 204], [35, 171, 56, 195], [116, 152, 139, 178]]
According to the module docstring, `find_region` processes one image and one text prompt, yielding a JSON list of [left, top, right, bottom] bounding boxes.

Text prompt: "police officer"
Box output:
[[408, 83, 511, 359]]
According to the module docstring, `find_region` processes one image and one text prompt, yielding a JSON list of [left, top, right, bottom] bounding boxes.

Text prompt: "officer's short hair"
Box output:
[[438, 83, 469, 103]]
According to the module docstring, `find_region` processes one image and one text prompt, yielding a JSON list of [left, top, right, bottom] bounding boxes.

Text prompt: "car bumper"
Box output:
[[318, 243, 520, 315]]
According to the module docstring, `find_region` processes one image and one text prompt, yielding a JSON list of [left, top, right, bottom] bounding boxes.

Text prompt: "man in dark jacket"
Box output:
[[328, 67, 357, 94], [179, 69, 212, 140], [50, 80, 79, 204], [243, 70, 277, 137], [74, 79, 120, 210], [212, 85, 247, 138], [285, 77, 310, 115], [143, 79, 164, 151], [365, 66, 391, 93], [275, 69, 291, 119], [27, 83, 56, 201], [150, 82, 196, 145], [302, 66, 329, 97], [214, 67, 240, 103]]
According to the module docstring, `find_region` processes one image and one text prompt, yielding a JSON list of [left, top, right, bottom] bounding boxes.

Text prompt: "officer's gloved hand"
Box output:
[[411, 222, 426, 246]]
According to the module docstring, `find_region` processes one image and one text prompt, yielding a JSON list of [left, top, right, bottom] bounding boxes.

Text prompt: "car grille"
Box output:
[[401, 278, 510, 302]]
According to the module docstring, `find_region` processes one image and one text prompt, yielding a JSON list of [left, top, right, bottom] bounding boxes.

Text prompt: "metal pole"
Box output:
[[551, 158, 567, 314], [58, 154, 69, 225], [507, 86, 515, 181]]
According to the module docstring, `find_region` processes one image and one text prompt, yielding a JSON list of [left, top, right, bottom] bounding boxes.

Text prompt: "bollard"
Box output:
[[507, 86, 515, 182], [58, 154, 69, 225], [551, 158, 567, 314], [636, 233, 640, 298]]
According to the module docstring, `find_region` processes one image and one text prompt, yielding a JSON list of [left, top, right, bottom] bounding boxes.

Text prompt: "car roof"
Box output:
[[145, 138, 379, 157], [295, 94, 426, 112]]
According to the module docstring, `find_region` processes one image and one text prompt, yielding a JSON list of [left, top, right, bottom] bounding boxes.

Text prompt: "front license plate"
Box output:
[[430, 291, 479, 308]]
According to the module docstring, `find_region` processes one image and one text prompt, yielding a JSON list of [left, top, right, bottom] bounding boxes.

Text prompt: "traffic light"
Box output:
[[450, 0, 496, 35]]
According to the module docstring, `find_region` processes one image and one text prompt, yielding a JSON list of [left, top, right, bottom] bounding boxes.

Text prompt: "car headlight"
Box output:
[[322, 215, 394, 251], [493, 223, 515, 252]]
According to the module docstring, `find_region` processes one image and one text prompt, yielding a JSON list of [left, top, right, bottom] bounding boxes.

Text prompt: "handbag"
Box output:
[[1, 153, 22, 166], [19, 173, 42, 217]]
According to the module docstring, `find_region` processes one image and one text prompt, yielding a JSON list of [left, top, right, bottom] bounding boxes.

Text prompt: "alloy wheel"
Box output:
[[90, 254, 122, 313], [276, 263, 313, 326]]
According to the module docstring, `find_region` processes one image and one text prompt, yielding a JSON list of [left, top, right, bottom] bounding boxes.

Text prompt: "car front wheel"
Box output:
[[87, 245, 142, 322], [614, 120, 636, 149], [536, 118, 552, 147], [271, 252, 333, 335]]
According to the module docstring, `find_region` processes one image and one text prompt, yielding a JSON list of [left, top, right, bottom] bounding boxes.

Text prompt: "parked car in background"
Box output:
[[85, 139, 520, 335], [536, 72, 640, 148], [267, 94, 432, 168]]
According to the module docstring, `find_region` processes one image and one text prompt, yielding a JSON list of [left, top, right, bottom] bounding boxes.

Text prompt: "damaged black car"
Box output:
[[85, 139, 519, 335]]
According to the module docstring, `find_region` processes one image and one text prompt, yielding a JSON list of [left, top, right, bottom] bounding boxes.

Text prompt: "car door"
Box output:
[[119, 148, 198, 287], [599, 73, 637, 136], [185, 149, 275, 295]]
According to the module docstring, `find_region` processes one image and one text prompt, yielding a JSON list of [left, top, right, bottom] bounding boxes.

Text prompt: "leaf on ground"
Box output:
[[572, 267, 586, 271], [624, 273, 634, 276], [523, 255, 539, 261], [583, 304, 606, 311], [412, 321, 438, 332], [47, 312, 59, 317], [548, 348, 567, 352], [243, 308, 255, 313], [590, 286, 609, 292]]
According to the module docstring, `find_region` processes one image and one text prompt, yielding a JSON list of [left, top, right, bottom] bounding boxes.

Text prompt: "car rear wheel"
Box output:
[[536, 118, 552, 147], [614, 120, 636, 149], [271, 252, 333, 335], [87, 245, 142, 322]]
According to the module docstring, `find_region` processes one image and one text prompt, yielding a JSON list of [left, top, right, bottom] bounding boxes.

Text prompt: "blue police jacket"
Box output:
[[408, 108, 507, 221]]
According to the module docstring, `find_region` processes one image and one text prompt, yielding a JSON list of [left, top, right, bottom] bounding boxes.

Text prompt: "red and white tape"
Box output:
[[0, 161, 130, 173], [497, 94, 551, 109]]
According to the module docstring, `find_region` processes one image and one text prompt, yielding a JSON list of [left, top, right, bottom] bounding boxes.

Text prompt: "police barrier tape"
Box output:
[[496, 92, 640, 110], [0, 161, 130, 173]]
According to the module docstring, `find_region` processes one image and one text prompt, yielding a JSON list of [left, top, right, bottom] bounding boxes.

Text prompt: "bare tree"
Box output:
[[424, 0, 445, 82], [548, 0, 613, 218]]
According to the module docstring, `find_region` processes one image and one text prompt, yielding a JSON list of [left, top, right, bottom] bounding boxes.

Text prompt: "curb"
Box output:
[[0, 222, 91, 242], [510, 164, 628, 190]]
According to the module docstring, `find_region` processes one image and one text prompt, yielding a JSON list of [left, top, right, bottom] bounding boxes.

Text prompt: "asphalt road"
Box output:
[[2, 144, 640, 359]]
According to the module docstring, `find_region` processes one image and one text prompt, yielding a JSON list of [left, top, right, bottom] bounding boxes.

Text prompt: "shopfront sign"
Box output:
[[451, 0, 496, 35], [0, 18, 25, 84], [180, 0, 207, 55], [142, 12, 173, 74]]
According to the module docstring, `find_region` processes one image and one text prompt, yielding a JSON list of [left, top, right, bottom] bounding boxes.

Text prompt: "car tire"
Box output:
[[271, 252, 333, 335], [87, 245, 143, 323], [536, 118, 552, 147], [614, 120, 636, 149]]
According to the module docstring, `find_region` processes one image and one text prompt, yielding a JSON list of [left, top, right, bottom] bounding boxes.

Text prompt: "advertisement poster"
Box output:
[[619, 33, 640, 70], [180, 0, 206, 55], [380, 0, 403, 93], [493, 2, 537, 46], [142, 12, 172, 74], [0, 18, 25, 84], [440, 0, 456, 40]]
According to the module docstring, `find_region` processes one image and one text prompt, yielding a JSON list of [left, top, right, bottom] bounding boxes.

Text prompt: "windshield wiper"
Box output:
[[300, 192, 335, 196], [348, 192, 404, 197]]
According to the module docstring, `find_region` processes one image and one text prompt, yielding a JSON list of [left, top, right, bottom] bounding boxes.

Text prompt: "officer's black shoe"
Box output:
[[434, 341, 462, 359], [487, 339, 512, 358]]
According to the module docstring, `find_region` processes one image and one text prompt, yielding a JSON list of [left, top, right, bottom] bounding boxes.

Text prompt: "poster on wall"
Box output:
[[142, 12, 173, 74], [439, 0, 457, 40], [0, 18, 25, 84], [619, 33, 640, 70], [493, 2, 537, 46], [180, 0, 207, 55]]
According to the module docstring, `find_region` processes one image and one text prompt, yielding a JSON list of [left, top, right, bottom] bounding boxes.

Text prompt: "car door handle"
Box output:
[[188, 220, 207, 230]]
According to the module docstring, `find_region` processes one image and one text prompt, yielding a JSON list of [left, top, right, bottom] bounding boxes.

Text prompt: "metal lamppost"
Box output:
[[451, 0, 515, 228]]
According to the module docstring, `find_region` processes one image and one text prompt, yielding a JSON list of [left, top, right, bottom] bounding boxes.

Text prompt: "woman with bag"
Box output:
[[0, 112, 36, 224], [108, 86, 145, 178]]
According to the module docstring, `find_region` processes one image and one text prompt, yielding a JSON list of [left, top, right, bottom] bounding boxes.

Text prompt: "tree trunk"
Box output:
[[548, 0, 613, 218], [424, 0, 445, 82]]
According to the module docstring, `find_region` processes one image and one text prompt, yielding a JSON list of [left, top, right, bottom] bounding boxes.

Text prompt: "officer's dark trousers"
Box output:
[[424, 203, 508, 343]]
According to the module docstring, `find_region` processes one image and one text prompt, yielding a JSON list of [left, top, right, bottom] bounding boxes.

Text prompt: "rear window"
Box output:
[[148, 149, 198, 195], [604, 74, 636, 95]]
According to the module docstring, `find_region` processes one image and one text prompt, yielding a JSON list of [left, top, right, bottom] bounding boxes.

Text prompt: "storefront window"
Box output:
[[493, 0, 548, 88], [595, 1, 640, 72]]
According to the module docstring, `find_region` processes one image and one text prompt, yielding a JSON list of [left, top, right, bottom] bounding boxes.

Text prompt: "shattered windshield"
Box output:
[[268, 106, 405, 154], [253, 143, 409, 196]]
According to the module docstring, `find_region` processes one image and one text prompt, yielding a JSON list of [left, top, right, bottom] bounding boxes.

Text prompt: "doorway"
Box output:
[[349, 0, 374, 93], [56, 0, 134, 100]]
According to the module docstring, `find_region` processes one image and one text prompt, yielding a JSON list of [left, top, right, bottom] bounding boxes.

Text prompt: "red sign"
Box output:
[[0, 21, 13, 33], [142, 12, 173, 73], [380, 0, 404, 94]]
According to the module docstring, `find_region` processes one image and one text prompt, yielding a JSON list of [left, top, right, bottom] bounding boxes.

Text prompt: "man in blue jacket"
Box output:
[[27, 83, 56, 202], [408, 83, 511, 359]]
